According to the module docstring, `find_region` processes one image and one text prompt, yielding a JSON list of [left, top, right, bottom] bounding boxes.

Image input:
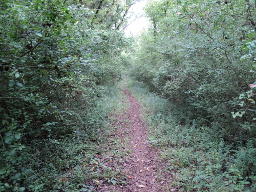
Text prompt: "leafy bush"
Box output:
[[130, 0, 256, 143], [0, 0, 133, 191], [129, 81, 256, 191]]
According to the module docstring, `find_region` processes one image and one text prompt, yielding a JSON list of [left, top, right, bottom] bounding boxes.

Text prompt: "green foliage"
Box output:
[[131, 0, 256, 141], [0, 0, 133, 191], [129, 81, 256, 191], [128, 0, 256, 190]]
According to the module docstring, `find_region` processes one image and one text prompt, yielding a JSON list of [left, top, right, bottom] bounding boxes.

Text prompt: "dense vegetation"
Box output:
[[1, 0, 256, 191], [0, 0, 134, 191], [129, 0, 256, 191]]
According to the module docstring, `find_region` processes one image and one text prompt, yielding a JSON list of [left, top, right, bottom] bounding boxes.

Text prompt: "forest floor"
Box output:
[[95, 83, 176, 192]]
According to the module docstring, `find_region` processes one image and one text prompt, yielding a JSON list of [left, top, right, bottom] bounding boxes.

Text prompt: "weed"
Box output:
[[127, 79, 256, 191]]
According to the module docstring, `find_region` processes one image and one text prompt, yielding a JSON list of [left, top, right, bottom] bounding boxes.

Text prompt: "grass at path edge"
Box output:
[[126, 79, 256, 192]]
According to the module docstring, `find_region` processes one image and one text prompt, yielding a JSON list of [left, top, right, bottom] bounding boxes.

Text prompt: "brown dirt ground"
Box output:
[[96, 84, 176, 192]]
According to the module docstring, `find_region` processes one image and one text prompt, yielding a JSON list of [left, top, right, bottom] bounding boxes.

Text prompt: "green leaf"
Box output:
[[239, 94, 245, 99], [109, 179, 117, 185], [18, 145, 25, 150], [5, 132, 12, 137], [14, 133, 21, 140], [0, 169, 6, 175], [35, 32, 42, 37], [15, 73, 20, 78], [4, 183, 9, 187], [248, 32, 255, 38], [2, 120, 8, 125], [238, 101, 245, 106], [8, 80, 15, 87], [231, 111, 245, 118], [23, 169, 32, 174], [10, 173, 21, 180], [16, 82, 23, 87]]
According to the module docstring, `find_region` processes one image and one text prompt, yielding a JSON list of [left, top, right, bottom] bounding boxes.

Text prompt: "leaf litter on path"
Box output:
[[95, 83, 177, 192]]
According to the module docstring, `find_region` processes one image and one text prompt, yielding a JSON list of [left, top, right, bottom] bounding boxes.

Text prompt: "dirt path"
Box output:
[[103, 84, 167, 192], [121, 85, 160, 191]]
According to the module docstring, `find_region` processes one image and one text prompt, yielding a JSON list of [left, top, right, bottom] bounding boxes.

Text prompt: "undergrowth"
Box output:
[[127, 79, 256, 192], [56, 83, 131, 192], [0, 84, 127, 192]]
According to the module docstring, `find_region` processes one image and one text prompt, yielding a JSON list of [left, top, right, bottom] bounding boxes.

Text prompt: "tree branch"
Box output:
[[19, 39, 44, 58]]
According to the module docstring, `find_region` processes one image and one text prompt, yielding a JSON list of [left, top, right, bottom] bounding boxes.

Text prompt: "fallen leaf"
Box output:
[[138, 184, 146, 188], [90, 167, 95, 171], [60, 177, 68, 182]]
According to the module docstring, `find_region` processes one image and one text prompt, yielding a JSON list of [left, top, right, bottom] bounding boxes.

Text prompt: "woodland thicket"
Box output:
[[1, 0, 256, 191], [129, 0, 256, 191], [131, 0, 256, 146], [0, 0, 134, 191]]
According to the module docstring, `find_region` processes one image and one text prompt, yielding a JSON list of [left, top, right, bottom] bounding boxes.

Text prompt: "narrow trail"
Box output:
[[121, 85, 160, 192], [95, 83, 176, 192], [103, 84, 170, 192]]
